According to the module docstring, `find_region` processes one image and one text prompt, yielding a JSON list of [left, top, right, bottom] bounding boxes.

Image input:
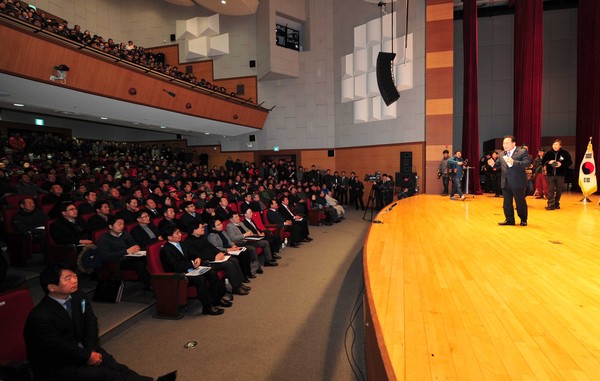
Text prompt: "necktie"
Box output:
[[175, 242, 184, 255], [64, 299, 72, 318]]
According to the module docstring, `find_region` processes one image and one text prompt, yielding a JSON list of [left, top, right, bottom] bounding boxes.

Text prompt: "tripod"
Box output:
[[362, 185, 377, 221]]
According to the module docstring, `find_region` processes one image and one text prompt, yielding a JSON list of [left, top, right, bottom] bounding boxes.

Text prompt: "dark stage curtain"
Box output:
[[575, 0, 600, 192], [461, 0, 481, 194], [513, 0, 543, 152]]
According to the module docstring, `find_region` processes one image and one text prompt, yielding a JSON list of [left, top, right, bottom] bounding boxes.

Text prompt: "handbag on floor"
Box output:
[[92, 279, 124, 303]]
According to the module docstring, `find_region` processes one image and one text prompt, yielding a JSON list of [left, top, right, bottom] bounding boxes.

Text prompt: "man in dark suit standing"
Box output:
[[495, 135, 531, 226], [24, 263, 175, 381]]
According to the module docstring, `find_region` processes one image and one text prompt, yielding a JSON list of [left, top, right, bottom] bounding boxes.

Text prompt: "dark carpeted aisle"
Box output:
[[101, 209, 369, 381]]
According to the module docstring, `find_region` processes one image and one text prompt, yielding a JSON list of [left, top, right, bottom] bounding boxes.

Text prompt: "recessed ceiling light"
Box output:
[[13, 103, 24, 107], [221, 0, 227, 4], [160, 126, 167, 129], [100, 117, 108, 120], [205, 132, 210, 135]]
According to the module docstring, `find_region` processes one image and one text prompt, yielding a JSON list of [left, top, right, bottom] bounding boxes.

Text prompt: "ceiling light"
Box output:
[[221, 0, 227, 4], [14, 103, 24, 107], [205, 132, 210, 135], [100, 117, 108, 120], [160, 126, 167, 129]]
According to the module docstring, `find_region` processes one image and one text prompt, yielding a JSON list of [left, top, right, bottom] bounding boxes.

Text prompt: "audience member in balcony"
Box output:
[[96, 216, 151, 289], [160, 225, 228, 316], [49, 202, 92, 246], [12, 197, 48, 243], [184, 221, 250, 295], [87, 200, 111, 232], [130, 211, 161, 249], [13, 173, 48, 196]]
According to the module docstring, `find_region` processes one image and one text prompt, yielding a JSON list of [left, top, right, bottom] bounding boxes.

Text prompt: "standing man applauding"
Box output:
[[496, 135, 531, 226]]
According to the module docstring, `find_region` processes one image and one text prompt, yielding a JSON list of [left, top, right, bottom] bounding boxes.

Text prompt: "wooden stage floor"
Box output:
[[363, 192, 600, 380]]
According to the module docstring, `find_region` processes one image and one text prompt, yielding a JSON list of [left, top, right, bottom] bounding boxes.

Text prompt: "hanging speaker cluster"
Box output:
[[376, 52, 400, 106]]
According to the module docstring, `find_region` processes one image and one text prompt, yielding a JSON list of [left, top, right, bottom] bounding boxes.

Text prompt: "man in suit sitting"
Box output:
[[87, 200, 111, 232], [266, 199, 303, 248], [50, 202, 92, 246], [24, 263, 176, 381], [278, 197, 312, 243], [214, 197, 233, 222], [178, 201, 204, 232], [495, 135, 532, 226], [226, 213, 278, 267], [116, 196, 139, 225], [160, 224, 230, 315], [242, 208, 281, 259], [131, 211, 161, 248]]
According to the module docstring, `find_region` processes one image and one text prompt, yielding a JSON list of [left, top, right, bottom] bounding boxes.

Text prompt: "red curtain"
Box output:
[[513, 0, 543, 151], [461, 0, 481, 194], [575, 0, 600, 192]]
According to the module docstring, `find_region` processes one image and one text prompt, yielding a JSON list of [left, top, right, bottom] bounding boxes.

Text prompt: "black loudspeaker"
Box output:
[[328, 149, 335, 157], [185, 65, 193, 73], [176, 134, 182, 140], [170, 34, 176, 42], [376, 52, 400, 106], [400, 151, 412, 174], [249, 60, 256, 68], [249, 134, 255, 142], [236, 84, 245, 95]]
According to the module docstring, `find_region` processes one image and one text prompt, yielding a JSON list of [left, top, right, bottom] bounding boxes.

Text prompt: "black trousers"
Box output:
[[189, 269, 225, 307], [210, 257, 244, 288], [38, 347, 152, 381], [502, 186, 528, 223]]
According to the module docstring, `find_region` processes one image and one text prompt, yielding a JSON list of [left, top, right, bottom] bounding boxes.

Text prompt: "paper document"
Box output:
[[186, 266, 210, 276], [125, 250, 146, 257], [210, 255, 231, 263]]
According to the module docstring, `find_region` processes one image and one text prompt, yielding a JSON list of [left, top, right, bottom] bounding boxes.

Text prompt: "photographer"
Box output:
[[378, 174, 394, 209], [437, 150, 450, 196]]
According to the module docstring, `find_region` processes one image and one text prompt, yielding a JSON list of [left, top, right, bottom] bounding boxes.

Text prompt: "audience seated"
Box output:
[[87, 200, 111, 232], [49, 201, 92, 246], [130, 210, 161, 249]]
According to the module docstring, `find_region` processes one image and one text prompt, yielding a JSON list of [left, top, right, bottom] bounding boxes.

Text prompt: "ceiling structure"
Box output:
[[0, 73, 258, 137], [164, 0, 259, 16]]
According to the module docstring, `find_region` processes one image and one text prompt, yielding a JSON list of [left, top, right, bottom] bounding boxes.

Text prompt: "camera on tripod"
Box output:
[[364, 171, 381, 182]]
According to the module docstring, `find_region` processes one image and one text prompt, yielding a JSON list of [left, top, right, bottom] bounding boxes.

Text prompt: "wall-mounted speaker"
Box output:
[[400, 151, 412, 174], [249, 60, 256, 68], [170, 34, 176, 42], [376, 52, 400, 106], [249, 134, 255, 142], [328, 149, 335, 157]]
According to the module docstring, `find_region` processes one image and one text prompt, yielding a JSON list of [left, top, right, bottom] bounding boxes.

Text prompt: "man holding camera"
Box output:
[[542, 139, 572, 210]]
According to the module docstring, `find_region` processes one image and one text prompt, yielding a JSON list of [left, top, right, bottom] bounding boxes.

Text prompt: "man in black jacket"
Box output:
[[24, 263, 175, 381], [160, 225, 229, 315], [542, 139, 572, 210], [49, 202, 92, 246]]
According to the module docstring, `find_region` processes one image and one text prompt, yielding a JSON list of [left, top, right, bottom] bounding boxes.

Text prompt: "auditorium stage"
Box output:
[[363, 192, 600, 380]]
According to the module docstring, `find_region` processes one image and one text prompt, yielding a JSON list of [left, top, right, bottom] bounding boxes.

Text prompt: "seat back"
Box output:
[[2, 207, 19, 235], [147, 240, 167, 274], [252, 211, 268, 231], [3, 194, 30, 209], [227, 202, 239, 214], [91, 228, 108, 244], [0, 287, 34, 362]]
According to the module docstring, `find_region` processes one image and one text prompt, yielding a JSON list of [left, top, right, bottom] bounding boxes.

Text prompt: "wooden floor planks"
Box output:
[[364, 193, 600, 380]]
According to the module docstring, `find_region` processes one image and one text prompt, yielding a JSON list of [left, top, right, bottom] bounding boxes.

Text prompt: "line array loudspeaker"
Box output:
[[376, 52, 400, 106]]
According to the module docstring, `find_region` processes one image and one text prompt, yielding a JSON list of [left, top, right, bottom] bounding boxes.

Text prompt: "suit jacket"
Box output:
[[266, 208, 286, 226], [225, 222, 247, 244], [87, 214, 109, 232], [50, 216, 91, 244], [497, 148, 531, 189], [242, 219, 261, 235], [160, 241, 197, 273], [116, 208, 138, 225], [214, 206, 232, 222], [130, 223, 160, 248], [179, 212, 204, 231], [278, 205, 296, 221], [24, 291, 99, 379]]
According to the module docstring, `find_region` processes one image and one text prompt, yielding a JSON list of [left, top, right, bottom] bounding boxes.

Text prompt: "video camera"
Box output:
[[364, 171, 381, 182]]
